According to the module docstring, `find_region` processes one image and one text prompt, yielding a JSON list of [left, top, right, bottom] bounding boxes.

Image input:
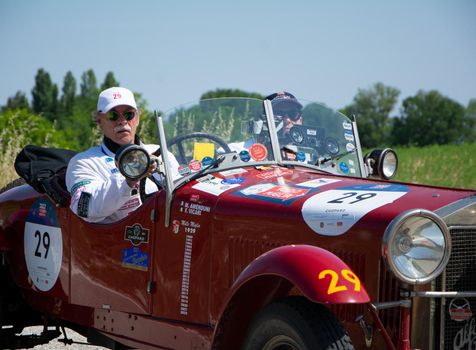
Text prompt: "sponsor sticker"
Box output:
[[339, 162, 349, 174], [239, 150, 251, 162], [192, 177, 240, 196], [202, 156, 214, 167], [124, 223, 149, 246], [24, 199, 63, 292], [189, 159, 202, 172], [249, 143, 268, 161], [235, 183, 311, 205], [178, 164, 191, 176], [342, 121, 352, 130], [256, 168, 293, 180], [296, 178, 341, 188], [302, 184, 409, 236], [222, 177, 245, 185], [122, 247, 149, 271], [219, 168, 247, 177]]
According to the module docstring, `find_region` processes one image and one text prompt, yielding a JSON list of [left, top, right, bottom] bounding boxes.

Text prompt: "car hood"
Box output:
[[193, 166, 475, 237]]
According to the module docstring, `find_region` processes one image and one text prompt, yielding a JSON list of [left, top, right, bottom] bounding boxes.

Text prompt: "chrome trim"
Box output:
[[263, 99, 283, 164], [351, 115, 368, 177], [155, 112, 174, 227]]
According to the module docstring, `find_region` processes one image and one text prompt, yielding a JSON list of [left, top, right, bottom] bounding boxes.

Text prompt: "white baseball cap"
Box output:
[[97, 87, 137, 113]]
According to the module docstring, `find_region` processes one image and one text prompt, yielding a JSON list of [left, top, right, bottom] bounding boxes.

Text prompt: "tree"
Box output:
[[60, 71, 76, 115], [463, 99, 476, 142], [200, 88, 264, 100], [341, 83, 400, 148], [31, 68, 58, 121], [80, 69, 98, 100], [100, 72, 119, 90], [392, 90, 466, 146], [2, 91, 29, 111]]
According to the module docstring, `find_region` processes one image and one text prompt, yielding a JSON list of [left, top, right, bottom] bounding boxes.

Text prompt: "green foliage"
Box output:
[[60, 71, 77, 115], [200, 88, 264, 100], [0, 109, 71, 188], [2, 91, 29, 111], [31, 68, 59, 122], [80, 69, 98, 100], [341, 82, 400, 148], [101, 72, 120, 90], [393, 143, 476, 189], [392, 90, 467, 146]]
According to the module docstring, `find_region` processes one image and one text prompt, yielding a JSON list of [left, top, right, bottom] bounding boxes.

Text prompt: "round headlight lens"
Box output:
[[115, 145, 150, 180], [382, 150, 397, 179], [383, 209, 451, 284]]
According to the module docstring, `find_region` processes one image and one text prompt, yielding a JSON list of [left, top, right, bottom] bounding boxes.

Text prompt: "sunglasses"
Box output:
[[107, 110, 136, 121], [277, 109, 301, 121]]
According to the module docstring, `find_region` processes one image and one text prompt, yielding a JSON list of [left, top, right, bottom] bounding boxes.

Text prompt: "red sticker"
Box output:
[[249, 143, 268, 161], [189, 159, 202, 172]]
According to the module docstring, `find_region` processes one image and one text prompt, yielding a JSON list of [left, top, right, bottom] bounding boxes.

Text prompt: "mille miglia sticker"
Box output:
[[124, 223, 150, 246]]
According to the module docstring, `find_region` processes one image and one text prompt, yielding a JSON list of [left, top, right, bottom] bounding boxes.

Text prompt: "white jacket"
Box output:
[[66, 142, 179, 224]]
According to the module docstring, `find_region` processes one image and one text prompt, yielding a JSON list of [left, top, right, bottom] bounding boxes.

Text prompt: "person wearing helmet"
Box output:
[[265, 91, 304, 137]]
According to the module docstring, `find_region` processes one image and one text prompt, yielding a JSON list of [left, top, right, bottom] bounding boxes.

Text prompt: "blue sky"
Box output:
[[1, 0, 475, 113]]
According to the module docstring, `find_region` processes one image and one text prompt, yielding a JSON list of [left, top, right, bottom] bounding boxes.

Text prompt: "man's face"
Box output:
[[274, 106, 303, 134], [96, 105, 139, 145]]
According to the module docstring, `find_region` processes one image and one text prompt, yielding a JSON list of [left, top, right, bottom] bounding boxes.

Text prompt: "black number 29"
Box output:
[[34, 230, 50, 259], [327, 192, 377, 204]]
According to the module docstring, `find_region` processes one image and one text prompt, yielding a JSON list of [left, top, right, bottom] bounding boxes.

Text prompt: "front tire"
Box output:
[[242, 297, 354, 350]]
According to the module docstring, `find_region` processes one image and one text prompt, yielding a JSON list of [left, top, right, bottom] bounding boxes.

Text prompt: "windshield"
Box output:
[[162, 97, 363, 178]]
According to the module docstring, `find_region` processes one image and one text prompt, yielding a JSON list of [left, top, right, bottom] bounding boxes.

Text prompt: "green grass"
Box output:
[[392, 143, 476, 189]]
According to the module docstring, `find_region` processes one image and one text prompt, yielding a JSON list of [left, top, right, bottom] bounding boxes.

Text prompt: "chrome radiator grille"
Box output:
[[436, 226, 476, 349]]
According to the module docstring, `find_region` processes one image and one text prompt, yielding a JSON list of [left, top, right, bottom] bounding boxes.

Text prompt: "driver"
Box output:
[[66, 86, 179, 224], [265, 91, 303, 136]]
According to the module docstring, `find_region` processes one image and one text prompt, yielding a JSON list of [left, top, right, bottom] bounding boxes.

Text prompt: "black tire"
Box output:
[[242, 297, 354, 350]]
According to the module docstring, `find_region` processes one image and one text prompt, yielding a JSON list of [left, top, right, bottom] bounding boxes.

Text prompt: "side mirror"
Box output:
[[115, 145, 151, 180], [364, 148, 398, 180]]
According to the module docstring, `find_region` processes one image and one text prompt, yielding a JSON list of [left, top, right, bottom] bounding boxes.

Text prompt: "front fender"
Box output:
[[232, 244, 369, 304]]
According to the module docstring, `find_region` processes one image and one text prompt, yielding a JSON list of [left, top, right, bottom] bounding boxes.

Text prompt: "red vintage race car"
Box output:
[[0, 97, 475, 349]]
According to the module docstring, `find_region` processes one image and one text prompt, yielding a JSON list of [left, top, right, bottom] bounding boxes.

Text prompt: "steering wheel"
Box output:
[[167, 132, 232, 164]]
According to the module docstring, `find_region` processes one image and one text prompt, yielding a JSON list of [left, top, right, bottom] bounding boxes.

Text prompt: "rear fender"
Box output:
[[233, 244, 369, 304]]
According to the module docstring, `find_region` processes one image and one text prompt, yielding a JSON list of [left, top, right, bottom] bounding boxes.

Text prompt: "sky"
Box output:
[[1, 0, 475, 113]]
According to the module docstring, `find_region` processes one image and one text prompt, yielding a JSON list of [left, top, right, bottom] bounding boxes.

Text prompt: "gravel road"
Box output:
[[17, 327, 108, 350]]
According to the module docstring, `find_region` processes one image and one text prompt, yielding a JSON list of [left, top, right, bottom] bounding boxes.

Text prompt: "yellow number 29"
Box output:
[[318, 269, 361, 295]]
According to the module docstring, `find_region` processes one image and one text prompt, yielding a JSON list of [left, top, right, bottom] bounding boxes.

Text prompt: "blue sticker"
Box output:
[[122, 247, 149, 271], [339, 162, 349, 174], [239, 150, 251, 162], [296, 151, 306, 162], [26, 198, 59, 227], [222, 177, 245, 185], [202, 156, 214, 167]]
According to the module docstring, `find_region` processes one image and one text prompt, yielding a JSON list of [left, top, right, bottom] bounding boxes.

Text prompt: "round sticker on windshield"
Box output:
[[202, 156, 214, 167], [239, 150, 251, 162], [339, 162, 349, 174], [249, 143, 268, 161], [189, 159, 202, 172], [178, 164, 191, 176], [296, 151, 306, 162], [24, 198, 63, 292]]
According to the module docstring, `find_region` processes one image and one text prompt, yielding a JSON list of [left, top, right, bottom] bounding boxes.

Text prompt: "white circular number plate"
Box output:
[[24, 199, 63, 292], [302, 184, 408, 236]]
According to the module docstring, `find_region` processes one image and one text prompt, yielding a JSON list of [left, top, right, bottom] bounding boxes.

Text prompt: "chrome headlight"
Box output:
[[364, 148, 398, 180], [382, 209, 451, 285]]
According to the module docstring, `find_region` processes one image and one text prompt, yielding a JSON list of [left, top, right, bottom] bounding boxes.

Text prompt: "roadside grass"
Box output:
[[392, 143, 476, 189]]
